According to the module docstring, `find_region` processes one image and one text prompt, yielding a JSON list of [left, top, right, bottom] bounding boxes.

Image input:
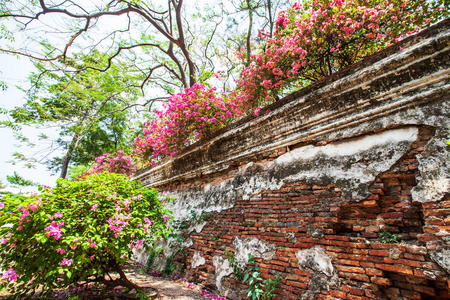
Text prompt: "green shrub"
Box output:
[[0, 172, 171, 298]]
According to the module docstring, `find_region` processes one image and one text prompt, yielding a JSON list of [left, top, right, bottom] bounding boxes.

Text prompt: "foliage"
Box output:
[[68, 165, 90, 181], [243, 255, 282, 300], [8, 53, 142, 178], [235, 0, 450, 111], [0, 172, 172, 298], [6, 172, 34, 188], [378, 232, 402, 244], [225, 249, 245, 280], [133, 83, 244, 165], [0, 180, 6, 190]]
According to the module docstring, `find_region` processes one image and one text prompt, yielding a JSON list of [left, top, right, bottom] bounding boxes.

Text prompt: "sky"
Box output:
[[0, 54, 60, 189]]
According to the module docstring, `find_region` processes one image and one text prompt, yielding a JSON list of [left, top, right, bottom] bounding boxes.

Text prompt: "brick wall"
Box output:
[[135, 20, 450, 300]]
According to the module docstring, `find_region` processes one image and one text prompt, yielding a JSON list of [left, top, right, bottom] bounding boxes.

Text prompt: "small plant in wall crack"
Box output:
[[224, 251, 282, 300], [378, 232, 402, 244], [243, 255, 282, 300], [224, 249, 245, 280]]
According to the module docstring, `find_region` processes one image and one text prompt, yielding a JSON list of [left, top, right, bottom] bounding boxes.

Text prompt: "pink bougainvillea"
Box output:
[[88, 150, 138, 176], [131, 0, 447, 167], [235, 0, 449, 110], [133, 83, 244, 164]]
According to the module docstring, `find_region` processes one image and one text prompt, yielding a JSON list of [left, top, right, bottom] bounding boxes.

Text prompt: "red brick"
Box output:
[[347, 295, 366, 300], [406, 245, 427, 255], [374, 264, 413, 275], [403, 253, 425, 261], [335, 265, 366, 274], [366, 268, 384, 276], [286, 280, 308, 289], [401, 290, 421, 299], [427, 218, 445, 225], [342, 285, 365, 296], [339, 272, 370, 282], [329, 290, 347, 299], [370, 276, 391, 286], [369, 250, 389, 256]]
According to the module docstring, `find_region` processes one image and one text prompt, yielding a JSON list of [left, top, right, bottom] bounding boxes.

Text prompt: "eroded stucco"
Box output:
[[233, 237, 276, 269], [296, 246, 339, 300], [168, 127, 419, 221]]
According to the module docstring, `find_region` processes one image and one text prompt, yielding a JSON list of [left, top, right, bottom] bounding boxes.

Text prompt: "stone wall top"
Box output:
[[134, 19, 450, 188]]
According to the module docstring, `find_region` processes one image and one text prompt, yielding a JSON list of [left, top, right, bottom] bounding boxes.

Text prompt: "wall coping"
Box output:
[[134, 19, 450, 188]]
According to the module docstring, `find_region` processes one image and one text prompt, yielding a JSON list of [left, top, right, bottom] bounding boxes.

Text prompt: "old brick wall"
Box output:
[[134, 20, 450, 300]]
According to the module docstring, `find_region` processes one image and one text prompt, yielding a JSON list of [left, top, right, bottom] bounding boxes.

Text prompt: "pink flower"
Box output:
[[1, 269, 18, 282], [91, 204, 98, 211], [0, 238, 7, 244], [54, 212, 63, 218], [90, 242, 96, 248], [0, 202, 4, 208], [56, 248, 66, 254], [60, 258, 73, 266]]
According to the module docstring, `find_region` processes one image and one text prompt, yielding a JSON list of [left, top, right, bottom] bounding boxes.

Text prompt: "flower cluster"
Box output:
[[1, 269, 18, 283], [133, 83, 244, 165], [90, 150, 138, 176], [235, 0, 449, 110]]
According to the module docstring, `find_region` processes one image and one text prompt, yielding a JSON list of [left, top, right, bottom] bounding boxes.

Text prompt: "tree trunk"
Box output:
[[59, 133, 79, 179], [246, 0, 253, 67]]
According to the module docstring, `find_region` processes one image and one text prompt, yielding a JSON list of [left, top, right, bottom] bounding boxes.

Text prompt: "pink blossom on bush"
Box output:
[[1, 269, 17, 282], [235, 0, 449, 110], [133, 83, 244, 165], [44, 221, 64, 240], [60, 258, 73, 266], [88, 150, 138, 176]]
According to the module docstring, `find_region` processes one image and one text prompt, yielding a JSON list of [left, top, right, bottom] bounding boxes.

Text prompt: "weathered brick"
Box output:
[[335, 265, 366, 274], [374, 264, 413, 275], [370, 276, 392, 286]]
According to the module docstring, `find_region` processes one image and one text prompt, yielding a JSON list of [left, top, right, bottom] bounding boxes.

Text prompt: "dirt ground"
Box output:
[[0, 264, 213, 299], [123, 264, 209, 300]]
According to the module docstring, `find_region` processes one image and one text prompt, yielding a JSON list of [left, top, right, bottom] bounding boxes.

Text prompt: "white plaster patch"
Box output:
[[276, 127, 417, 164], [233, 237, 276, 268], [241, 127, 419, 200], [191, 252, 206, 269], [296, 246, 335, 277], [182, 238, 193, 248], [212, 255, 233, 294], [188, 221, 208, 234]]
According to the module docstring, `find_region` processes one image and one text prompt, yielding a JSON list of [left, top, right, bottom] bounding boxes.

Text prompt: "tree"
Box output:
[[8, 52, 143, 178], [0, 172, 172, 299], [224, 0, 294, 66], [6, 172, 34, 192], [0, 0, 225, 97]]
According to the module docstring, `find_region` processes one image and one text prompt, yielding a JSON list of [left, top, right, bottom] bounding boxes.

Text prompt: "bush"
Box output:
[[0, 172, 171, 298]]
